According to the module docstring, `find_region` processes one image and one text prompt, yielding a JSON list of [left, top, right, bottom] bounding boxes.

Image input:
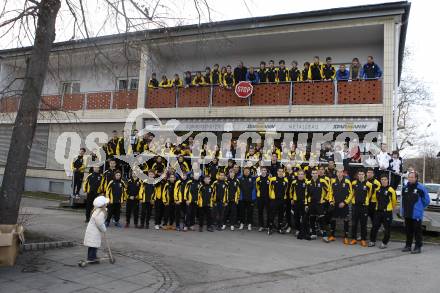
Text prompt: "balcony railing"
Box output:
[[0, 80, 382, 113]]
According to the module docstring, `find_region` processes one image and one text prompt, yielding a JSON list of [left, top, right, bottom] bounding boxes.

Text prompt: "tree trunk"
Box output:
[[0, 0, 61, 224]]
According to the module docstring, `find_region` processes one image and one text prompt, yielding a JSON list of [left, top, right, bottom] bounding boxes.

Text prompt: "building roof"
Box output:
[[0, 1, 410, 80]]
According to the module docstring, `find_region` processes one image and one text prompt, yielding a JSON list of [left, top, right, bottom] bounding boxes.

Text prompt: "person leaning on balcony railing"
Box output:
[[223, 65, 235, 89], [275, 60, 289, 83], [361, 55, 382, 79], [301, 62, 310, 81], [350, 57, 362, 80], [289, 61, 301, 82], [159, 75, 172, 88], [204, 67, 211, 85], [336, 64, 350, 81], [148, 72, 159, 88], [172, 74, 183, 87], [322, 57, 336, 81], [192, 71, 207, 87], [266, 60, 276, 83], [210, 64, 221, 85], [308, 56, 324, 81], [257, 61, 267, 83], [234, 61, 248, 82], [184, 71, 192, 88], [246, 66, 260, 84]]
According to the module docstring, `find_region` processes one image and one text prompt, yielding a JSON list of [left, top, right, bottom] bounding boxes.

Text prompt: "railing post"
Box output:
[[333, 80, 338, 105], [60, 93, 65, 110], [209, 85, 213, 110], [175, 87, 179, 108], [289, 81, 293, 112], [110, 91, 114, 109], [83, 93, 88, 111]]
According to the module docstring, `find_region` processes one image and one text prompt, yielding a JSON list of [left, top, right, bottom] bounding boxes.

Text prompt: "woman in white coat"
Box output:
[[84, 195, 109, 261]]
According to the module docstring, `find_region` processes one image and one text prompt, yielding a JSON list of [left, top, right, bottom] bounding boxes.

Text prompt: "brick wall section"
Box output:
[[40, 95, 61, 111], [252, 83, 290, 105], [113, 90, 138, 109], [62, 94, 84, 111], [86, 92, 111, 109], [212, 87, 248, 107], [146, 88, 176, 108], [293, 81, 334, 105], [178, 86, 210, 107], [0, 96, 20, 112], [337, 80, 382, 104]]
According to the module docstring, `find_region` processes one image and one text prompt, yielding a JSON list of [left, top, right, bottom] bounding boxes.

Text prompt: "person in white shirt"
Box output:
[[376, 143, 391, 177], [389, 150, 403, 189]]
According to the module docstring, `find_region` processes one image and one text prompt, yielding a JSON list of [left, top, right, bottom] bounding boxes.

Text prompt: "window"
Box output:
[[61, 81, 80, 94], [117, 77, 139, 90]]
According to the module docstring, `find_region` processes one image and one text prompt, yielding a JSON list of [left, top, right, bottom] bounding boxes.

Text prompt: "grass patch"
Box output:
[[23, 191, 67, 201]]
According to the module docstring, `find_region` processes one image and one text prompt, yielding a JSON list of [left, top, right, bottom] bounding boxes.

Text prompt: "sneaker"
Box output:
[[231, 225, 235, 231], [258, 227, 264, 232], [154, 225, 160, 230], [379, 243, 387, 249], [360, 240, 368, 247], [329, 236, 336, 242], [115, 222, 122, 228], [368, 242, 376, 247], [343, 238, 349, 245], [189, 226, 195, 231], [248, 224, 252, 231], [322, 236, 330, 243], [350, 239, 357, 245], [176, 227, 181, 232], [401, 246, 412, 252], [221, 225, 226, 230], [295, 231, 300, 237], [357, 236, 362, 241], [310, 234, 317, 240], [411, 247, 422, 254], [278, 229, 285, 234], [239, 223, 244, 230], [183, 227, 188, 231], [305, 235, 312, 241], [286, 227, 291, 234]]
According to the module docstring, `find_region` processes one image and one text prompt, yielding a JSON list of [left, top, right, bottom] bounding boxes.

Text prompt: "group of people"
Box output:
[[147, 55, 382, 90], [74, 131, 430, 260]]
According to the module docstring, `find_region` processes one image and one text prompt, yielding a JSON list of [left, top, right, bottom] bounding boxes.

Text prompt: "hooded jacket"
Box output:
[[401, 182, 430, 220]]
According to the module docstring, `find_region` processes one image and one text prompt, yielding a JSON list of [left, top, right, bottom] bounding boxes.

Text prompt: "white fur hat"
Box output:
[[93, 196, 109, 208]]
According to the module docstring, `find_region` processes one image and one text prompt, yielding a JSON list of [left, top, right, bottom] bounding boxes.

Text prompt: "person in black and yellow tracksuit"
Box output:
[[148, 73, 159, 88], [212, 171, 228, 230], [257, 61, 267, 83], [256, 167, 271, 232], [308, 56, 323, 81], [366, 168, 381, 227], [283, 166, 296, 233], [211, 64, 221, 85], [238, 167, 256, 231], [301, 62, 310, 81], [223, 65, 235, 89], [154, 178, 166, 230], [83, 166, 103, 222], [291, 170, 309, 240], [322, 57, 336, 81], [172, 74, 183, 87], [223, 169, 240, 231], [369, 175, 397, 249], [306, 169, 331, 241], [204, 157, 220, 182], [266, 60, 276, 83], [173, 155, 190, 174], [328, 170, 353, 244], [268, 167, 288, 235], [289, 61, 301, 82], [105, 171, 127, 227], [175, 172, 190, 231], [198, 176, 214, 232], [138, 170, 157, 229], [204, 67, 211, 85], [162, 174, 177, 229], [186, 171, 203, 230], [125, 173, 142, 228], [192, 71, 207, 86], [351, 169, 373, 246], [275, 60, 289, 83], [71, 148, 86, 197], [102, 159, 118, 193], [159, 75, 172, 88]]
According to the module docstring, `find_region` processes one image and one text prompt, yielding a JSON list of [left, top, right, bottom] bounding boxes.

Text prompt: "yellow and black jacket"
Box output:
[[269, 176, 289, 200], [106, 179, 127, 204], [212, 180, 228, 204], [71, 155, 86, 173], [174, 179, 190, 204], [291, 179, 308, 205], [161, 181, 177, 205], [276, 67, 289, 82], [308, 63, 323, 80], [186, 179, 203, 203], [289, 68, 301, 82], [225, 178, 240, 204], [197, 183, 214, 208], [256, 175, 271, 199], [139, 181, 159, 203], [151, 161, 166, 175], [306, 177, 331, 205], [172, 160, 190, 174], [266, 67, 276, 83], [372, 185, 397, 212], [301, 68, 309, 81], [106, 137, 122, 156], [257, 68, 267, 83], [159, 79, 172, 88], [222, 73, 235, 87], [148, 78, 159, 88], [192, 76, 207, 86], [102, 168, 117, 192], [322, 64, 336, 80], [330, 177, 353, 206], [210, 69, 221, 85], [83, 172, 103, 194], [172, 78, 183, 87], [367, 178, 381, 205], [351, 180, 373, 206]]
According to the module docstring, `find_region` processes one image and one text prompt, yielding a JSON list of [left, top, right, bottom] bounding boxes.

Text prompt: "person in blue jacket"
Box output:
[[400, 171, 430, 254], [246, 66, 260, 84], [336, 64, 350, 81], [361, 56, 382, 79], [238, 167, 257, 231]]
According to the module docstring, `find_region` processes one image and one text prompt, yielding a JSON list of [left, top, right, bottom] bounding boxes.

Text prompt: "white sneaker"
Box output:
[[258, 227, 264, 232], [295, 230, 300, 237], [286, 227, 291, 234], [379, 243, 388, 249], [231, 225, 235, 231], [154, 225, 160, 230], [221, 225, 226, 230], [322, 236, 330, 243], [310, 234, 317, 240], [239, 223, 244, 230], [248, 224, 252, 231]]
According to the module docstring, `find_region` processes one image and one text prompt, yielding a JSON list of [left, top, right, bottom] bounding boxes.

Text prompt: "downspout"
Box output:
[[393, 21, 402, 151]]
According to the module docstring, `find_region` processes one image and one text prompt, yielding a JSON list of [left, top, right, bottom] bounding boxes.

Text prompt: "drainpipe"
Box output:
[[393, 21, 402, 151]]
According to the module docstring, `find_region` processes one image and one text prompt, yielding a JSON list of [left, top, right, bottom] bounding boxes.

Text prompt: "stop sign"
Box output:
[[235, 81, 253, 99]]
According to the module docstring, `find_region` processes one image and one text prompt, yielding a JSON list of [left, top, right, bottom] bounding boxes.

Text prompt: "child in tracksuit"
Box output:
[[84, 195, 109, 262], [186, 171, 202, 231], [125, 172, 141, 228], [162, 174, 177, 229], [198, 176, 214, 232], [154, 177, 166, 230], [175, 172, 190, 231], [105, 171, 126, 227], [139, 170, 157, 229], [83, 166, 103, 223], [224, 169, 240, 231], [212, 171, 228, 230]]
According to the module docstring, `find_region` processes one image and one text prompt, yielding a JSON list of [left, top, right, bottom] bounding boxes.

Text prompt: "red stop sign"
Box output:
[[235, 81, 253, 99]]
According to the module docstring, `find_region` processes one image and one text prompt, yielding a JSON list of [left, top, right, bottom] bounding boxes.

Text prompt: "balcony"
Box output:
[[0, 80, 382, 113]]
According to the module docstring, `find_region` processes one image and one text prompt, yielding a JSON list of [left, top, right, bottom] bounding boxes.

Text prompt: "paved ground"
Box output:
[[1, 197, 439, 293]]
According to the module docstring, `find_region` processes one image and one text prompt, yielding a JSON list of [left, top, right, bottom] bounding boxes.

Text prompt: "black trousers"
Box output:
[[140, 202, 152, 227], [72, 171, 84, 195], [309, 204, 327, 236], [390, 173, 401, 190], [213, 202, 224, 227], [328, 206, 349, 238], [175, 203, 185, 227], [87, 247, 98, 261], [223, 202, 237, 226], [404, 217, 423, 248], [239, 201, 253, 225], [257, 197, 270, 228], [186, 203, 196, 227], [85, 192, 98, 221], [370, 210, 392, 244], [367, 203, 376, 225], [352, 205, 368, 240], [268, 200, 284, 229], [199, 206, 212, 228], [126, 199, 139, 225], [106, 203, 121, 223], [154, 200, 164, 225], [293, 203, 305, 231], [163, 203, 175, 226], [284, 199, 292, 227]]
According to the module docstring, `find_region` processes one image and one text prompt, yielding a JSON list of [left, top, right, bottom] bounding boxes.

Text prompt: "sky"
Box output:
[[0, 0, 438, 156]]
